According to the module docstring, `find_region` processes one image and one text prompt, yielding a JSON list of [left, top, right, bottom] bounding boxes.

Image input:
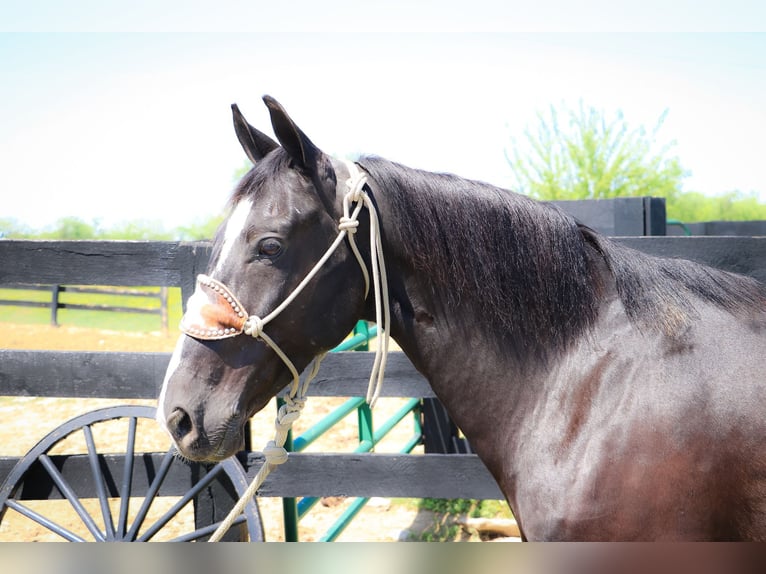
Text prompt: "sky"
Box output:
[[2, 5, 766, 231]]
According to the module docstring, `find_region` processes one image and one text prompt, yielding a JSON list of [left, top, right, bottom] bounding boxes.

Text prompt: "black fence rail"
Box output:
[[667, 219, 766, 237]]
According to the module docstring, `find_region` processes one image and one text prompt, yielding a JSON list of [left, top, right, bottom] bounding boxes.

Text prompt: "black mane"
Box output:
[[359, 156, 603, 363], [358, 156, 766, 362]]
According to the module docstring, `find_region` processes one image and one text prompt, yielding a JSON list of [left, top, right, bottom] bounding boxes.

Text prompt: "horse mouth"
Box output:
[[177, 435, 244, 463], [168, 411, 246, 463]]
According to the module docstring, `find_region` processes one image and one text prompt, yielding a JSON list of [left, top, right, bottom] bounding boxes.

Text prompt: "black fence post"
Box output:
[[50, 285, 62, 327], [159, 286, 169, 332]]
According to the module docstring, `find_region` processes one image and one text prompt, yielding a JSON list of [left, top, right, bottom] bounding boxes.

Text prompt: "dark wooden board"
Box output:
[[617, 236, 766, 283], [255, 453, 504, 499], [0, 452, 502, 501], [0, 241, 211, 293], [554, 196, 667, 236], [0, 350, 431, 399]]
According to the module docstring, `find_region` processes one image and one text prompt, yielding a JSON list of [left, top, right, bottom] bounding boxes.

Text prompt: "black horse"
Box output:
[[158, 96, 766, 540]]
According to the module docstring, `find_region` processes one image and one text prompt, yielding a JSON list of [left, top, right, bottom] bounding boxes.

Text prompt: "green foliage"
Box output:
[[667, 190, 766, 223], [0, 218, 35, 238], [173, 215, 226, 241], [418, 498, 512, 519], [507, 102, 766, 224], [408, 498, 513, 542], [508, 102, 686, 201], [37, 216, 99, 239], [0, 215, 224, 241]]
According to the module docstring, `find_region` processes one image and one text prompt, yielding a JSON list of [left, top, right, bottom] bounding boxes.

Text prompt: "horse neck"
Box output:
[[359, 161, 610, 470], [362, 172, 538, 412]]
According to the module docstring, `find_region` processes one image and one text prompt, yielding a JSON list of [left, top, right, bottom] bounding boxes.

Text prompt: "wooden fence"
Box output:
[[2, 196, 766, 539], [2, 235, 766, 478], [0, 284, 169, 329]]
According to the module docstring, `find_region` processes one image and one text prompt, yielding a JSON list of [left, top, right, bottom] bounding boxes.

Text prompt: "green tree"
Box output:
[[174, 215, 226, 241], [0, 218, 34, 238], [99, 219, 174, 240], [666, 190, 766, 222], [38, 217, 99, 239], [507, 103, 687, 201]]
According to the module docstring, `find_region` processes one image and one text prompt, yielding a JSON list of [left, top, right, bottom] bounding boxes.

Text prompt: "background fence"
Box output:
[[0, 284, 169, 329], [3, 197, 766, 541]]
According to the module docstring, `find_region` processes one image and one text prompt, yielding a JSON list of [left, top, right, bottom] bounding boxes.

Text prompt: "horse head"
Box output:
[[157, 96, 372, 461]]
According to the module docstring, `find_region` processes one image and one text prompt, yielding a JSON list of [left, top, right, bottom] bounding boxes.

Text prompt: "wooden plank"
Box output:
[[0, 453, 503, 500], [2, 236, 764, 289], [55, 303, 161, 315], [0, 350, 431, 399], [617, 236, 766, 283], [553, 197, 659, 236], [0, 453, 214, 500], [294, 352, 433, 398], [0, 300, 50, 309], [0, 240, 208, 287], [0, 350, 169, 399], [253, 453, 504, 499], [643, 197, 668, 236]]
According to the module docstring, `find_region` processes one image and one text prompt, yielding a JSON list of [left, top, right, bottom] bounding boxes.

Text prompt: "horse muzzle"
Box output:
[[164, 404, 246, 462]]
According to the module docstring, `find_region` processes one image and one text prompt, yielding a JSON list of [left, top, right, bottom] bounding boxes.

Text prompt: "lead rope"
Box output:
[[208, 161, 390, 541]]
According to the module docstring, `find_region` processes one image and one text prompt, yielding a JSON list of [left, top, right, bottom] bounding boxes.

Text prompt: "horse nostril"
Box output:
[[166, 407, 193, 441]]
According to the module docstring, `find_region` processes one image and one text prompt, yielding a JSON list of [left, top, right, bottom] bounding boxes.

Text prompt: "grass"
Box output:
[[0, 286, 184, 332], [405, 498, 514, 541]]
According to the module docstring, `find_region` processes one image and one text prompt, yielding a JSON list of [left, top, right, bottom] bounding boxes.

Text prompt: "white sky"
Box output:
[[2, 4, 765, 230]]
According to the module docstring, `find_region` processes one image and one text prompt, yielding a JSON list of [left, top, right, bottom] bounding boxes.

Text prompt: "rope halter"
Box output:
[[179, 160, 390, 404], [177, 160, 391, 541]]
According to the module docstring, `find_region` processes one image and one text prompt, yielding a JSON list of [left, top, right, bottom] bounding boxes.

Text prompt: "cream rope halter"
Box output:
[[178, 161, 391, 541]]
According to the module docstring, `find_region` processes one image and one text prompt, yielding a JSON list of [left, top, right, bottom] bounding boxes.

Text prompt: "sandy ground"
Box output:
[[0, 323, 500, 542]]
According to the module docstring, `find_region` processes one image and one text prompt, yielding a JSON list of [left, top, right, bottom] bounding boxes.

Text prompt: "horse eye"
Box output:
[[257, 237, 283, 258]]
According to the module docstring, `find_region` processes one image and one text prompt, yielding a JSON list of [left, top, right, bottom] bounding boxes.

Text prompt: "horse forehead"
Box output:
[[214, 197, 254, 275], [212, 191, 322, 276]]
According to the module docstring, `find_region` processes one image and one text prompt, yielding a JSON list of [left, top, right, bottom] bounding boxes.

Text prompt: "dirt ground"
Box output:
[[0, 323, 504, 542]]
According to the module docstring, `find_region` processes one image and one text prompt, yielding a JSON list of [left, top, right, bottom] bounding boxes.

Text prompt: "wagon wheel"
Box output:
[[0, 405, 263, 542]]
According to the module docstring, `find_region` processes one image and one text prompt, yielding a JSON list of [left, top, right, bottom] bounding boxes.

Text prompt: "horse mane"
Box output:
[[358, 156, 603, 363], [583, 230, 766, 334], [358, 156, 766, 363]]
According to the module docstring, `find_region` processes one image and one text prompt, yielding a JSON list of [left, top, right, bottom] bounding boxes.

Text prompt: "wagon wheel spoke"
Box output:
[[116, 415, 138, 538], [169, 514, 248, 542], [82, 424, 116, 540], [124, 447, 176, 541], [3, 499, 86, 542], [137, 462, 227, 541], [38, 454, 106, 541]]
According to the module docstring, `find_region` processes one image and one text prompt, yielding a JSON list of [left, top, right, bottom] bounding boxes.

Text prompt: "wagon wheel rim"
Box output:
[[0, 405, 263, 542]]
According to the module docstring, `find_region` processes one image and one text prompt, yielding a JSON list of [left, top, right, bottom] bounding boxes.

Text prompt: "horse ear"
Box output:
[[262, 95, 322, 174], [231, 103, 279, 164]]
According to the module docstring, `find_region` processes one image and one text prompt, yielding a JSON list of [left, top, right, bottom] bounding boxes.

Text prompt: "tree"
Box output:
[[39, 217, 99, 239], [507, 102, 687, 201], [666, 190, 766, 223]]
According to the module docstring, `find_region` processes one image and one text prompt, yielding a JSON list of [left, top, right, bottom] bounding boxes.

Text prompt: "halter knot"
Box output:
[[345, 177, 365, 203], [275, 404, 303, 431], [338, 216, 359, 233], [244, 315, 265, 338], [262, 440, 289, 465]]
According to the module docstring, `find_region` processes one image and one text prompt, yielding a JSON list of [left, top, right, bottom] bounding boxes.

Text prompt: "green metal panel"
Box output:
[[275, 320, 423, 541]]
